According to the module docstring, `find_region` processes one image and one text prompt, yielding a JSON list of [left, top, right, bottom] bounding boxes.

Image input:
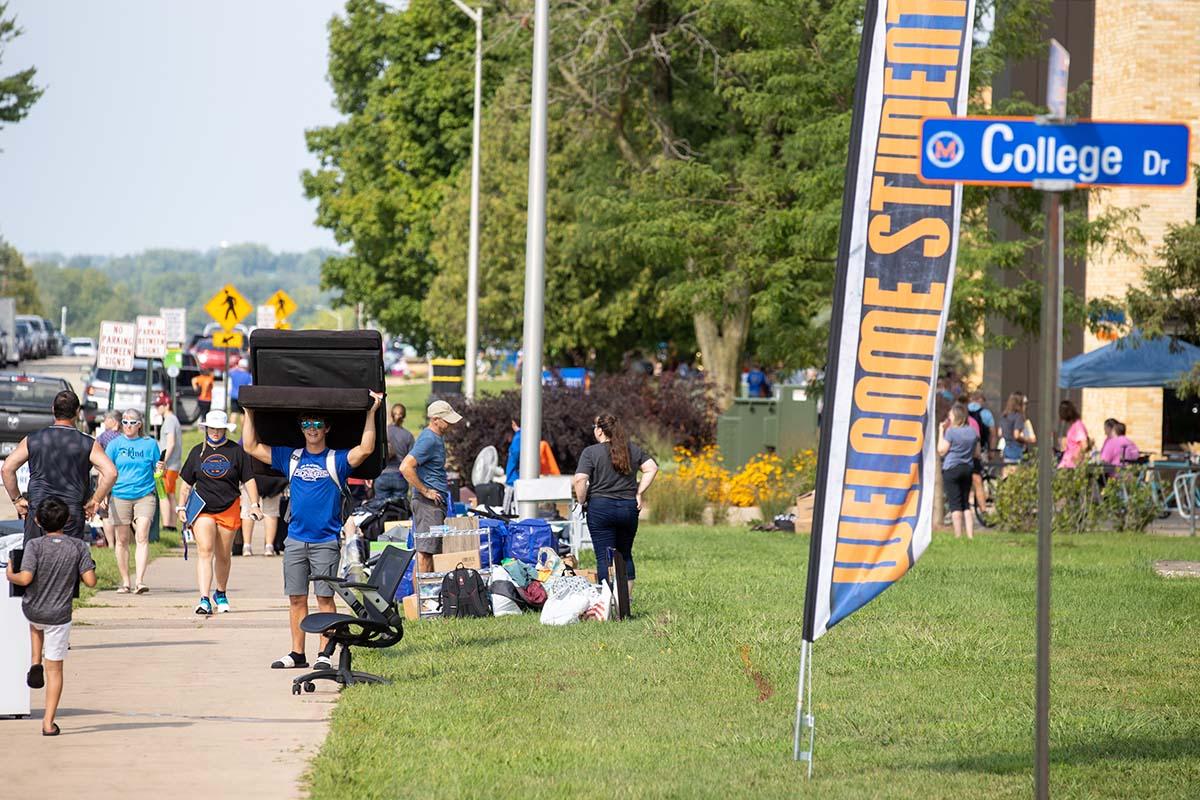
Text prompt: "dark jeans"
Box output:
[[373, 470, 409, 502], [588, 496, 639, 582]]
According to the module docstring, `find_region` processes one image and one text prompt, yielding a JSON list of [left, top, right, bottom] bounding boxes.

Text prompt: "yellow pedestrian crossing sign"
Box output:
[[213, 330, 244, 349], [205, 284, 252, 330], [267, 289, 297, 320]]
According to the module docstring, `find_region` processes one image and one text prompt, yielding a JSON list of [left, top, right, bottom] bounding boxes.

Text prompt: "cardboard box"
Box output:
[[402, 594, 419, 621], [442, 517, 481, 553], [575, 569, 598, 584], [433, 549, 481, 573]]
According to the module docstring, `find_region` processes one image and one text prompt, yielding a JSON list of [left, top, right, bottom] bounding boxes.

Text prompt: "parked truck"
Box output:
[[0, 298, 18, 368]]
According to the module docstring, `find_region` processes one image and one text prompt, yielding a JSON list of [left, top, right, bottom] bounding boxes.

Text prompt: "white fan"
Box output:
[[471, 445, 499, 487]]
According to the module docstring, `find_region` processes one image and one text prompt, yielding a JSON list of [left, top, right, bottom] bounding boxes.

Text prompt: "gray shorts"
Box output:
[[411, 494, 446, 555], [283, 538, 339, 597]]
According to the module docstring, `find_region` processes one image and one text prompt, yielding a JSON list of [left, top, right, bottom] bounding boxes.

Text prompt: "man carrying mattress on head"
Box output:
[[242, 390, 384, 671]]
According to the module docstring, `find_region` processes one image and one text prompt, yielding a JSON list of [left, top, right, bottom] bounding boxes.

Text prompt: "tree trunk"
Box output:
[[694, 291, 752, 412]]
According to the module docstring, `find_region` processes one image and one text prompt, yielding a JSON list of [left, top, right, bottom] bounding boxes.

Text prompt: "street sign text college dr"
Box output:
[[919, 117, 1191, 187]]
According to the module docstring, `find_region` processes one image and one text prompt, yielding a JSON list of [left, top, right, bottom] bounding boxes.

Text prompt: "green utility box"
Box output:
[[716, 385, 819, 469]]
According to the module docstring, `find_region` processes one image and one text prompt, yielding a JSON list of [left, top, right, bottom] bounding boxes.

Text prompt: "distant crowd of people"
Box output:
[[938, 378, 1145, 541]]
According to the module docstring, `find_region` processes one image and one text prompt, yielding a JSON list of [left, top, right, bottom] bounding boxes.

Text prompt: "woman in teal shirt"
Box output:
[[104, 409, 162, 594]]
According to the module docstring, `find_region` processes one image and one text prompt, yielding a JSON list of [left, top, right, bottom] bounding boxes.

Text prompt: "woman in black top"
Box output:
[[572, 413, 659, 600]]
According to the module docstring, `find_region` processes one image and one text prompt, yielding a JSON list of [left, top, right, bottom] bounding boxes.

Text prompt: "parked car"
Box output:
[[188, 335, 246, 371], [16, 315, 49, 358], [13, 320, 36, 360], [83, 355, 203, 430], [42, 319, 63, 356], [67, 337, 96, 358], [0, 373, 73, 458]]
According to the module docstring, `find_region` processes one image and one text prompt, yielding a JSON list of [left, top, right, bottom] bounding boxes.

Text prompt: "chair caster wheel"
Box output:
[[292, 683, 302, 695], [304, 682, 316, 693]]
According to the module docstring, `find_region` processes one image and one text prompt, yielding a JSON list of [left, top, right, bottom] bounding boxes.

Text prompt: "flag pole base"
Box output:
[[792, 639, 816, 776]]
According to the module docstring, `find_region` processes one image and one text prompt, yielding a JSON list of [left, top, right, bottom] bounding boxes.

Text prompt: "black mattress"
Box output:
[[246, 330, 386, 479]]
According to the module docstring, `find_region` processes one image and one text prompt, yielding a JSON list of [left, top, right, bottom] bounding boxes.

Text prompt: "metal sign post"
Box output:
[[919, 38, 1192, 799], [1033, 182, 1064, 800]]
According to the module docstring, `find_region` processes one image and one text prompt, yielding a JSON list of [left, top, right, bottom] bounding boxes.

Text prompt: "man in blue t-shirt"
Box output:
[[401, 399, 463, 575], [242, 390, 383, 671]]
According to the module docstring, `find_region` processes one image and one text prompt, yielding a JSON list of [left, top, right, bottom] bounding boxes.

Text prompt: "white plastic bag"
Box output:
[[540, 578, 591, 625], [582, 582, 613, 622], [489, 565, 522, 617]]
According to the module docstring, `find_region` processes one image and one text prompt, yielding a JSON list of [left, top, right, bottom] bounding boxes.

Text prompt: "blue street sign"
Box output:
[[919, 117, 1191, 188]]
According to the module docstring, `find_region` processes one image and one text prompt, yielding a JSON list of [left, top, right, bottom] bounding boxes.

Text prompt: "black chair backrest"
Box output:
[[362, 546, 414, 624]]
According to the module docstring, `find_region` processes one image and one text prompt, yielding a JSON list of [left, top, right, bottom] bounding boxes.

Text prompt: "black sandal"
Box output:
[[27, 664, 44, 689], [42, 723, 60, 736]]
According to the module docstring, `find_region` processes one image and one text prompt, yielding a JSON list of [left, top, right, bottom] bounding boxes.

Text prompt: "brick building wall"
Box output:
[[1084, 0, 1200, 456]]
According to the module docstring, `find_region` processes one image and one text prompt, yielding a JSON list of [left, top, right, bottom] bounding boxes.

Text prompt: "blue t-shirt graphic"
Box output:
[[411, 428, 447, 494], [106, 436, 160, 500], [271, 446, 351, 543]]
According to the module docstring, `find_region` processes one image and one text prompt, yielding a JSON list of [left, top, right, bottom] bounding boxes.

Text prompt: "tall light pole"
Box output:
[[517, 0, 549, 519], [451, 0, 483, 400]]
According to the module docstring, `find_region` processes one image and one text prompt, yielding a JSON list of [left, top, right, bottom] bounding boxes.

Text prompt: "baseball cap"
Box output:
[[427, 399, 463, 424]]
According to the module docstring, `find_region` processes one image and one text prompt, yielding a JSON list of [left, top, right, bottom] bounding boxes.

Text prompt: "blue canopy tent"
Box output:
[[1059, 332, 1200, 388]]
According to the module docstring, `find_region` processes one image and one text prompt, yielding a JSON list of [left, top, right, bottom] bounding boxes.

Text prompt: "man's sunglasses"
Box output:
[[121, 419, 141, 426], [300, 420, 326, 430]]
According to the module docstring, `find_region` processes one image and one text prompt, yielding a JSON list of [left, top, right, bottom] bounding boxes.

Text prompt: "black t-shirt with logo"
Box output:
[[576, 441, 653, 501], [179, 439, 255, 513]]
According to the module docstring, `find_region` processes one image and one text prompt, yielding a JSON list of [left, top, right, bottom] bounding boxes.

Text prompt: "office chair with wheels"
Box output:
[[291, 545, 415, 695]]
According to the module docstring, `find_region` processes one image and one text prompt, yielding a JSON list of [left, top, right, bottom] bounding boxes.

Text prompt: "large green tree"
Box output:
[[303, 0, 509, 345], [0, 238, 43, 314], [1123, 217, 1200, 397], [0, 2, 42, 133], [309, 0, 1141, 409]]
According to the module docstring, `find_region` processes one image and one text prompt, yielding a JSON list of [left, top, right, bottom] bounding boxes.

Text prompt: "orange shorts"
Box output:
[[163, 470, 179, 495], [198, 499, 241, 532]]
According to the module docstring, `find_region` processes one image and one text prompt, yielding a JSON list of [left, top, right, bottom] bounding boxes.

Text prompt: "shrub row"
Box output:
[[443, 373, 719, 483]]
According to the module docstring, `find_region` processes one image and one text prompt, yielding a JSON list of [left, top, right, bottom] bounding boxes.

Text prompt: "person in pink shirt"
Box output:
[[1057, 400, 1091, 469], [1099, 419, 1140, 470]]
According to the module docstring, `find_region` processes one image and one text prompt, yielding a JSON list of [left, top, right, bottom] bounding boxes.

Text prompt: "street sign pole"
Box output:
[[224, 347, 230, 416], [144, 357, 154, 424], [918, 47, 1190, 798], [1034, 187, 1063, 800]]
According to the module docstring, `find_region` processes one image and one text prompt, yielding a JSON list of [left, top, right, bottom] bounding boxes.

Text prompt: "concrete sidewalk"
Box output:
[[7, 549, 335, 799]]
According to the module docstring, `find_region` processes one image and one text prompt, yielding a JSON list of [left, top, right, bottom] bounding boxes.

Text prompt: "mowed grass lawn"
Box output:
[[307, 527, 1200, 799]]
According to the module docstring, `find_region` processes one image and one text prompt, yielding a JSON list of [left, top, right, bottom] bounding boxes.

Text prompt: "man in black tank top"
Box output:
[[1, 390, 118, 543]]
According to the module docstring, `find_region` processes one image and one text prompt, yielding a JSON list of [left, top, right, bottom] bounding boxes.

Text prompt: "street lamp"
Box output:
[[450, 0, 483, 401]]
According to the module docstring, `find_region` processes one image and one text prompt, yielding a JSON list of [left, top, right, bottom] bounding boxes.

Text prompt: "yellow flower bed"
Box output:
[[673, 446, 818, 508]]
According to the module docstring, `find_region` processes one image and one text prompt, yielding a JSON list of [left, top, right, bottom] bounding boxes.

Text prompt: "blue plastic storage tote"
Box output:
[[505, 518, 555, 564]]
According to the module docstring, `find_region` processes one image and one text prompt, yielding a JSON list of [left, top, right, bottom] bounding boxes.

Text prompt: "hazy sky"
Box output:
[[0, 0, 347, 255]]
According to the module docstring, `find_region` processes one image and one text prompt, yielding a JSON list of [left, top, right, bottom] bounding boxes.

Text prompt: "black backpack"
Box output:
[[439, 565, 492, 618], [967, 406, 991, 448]]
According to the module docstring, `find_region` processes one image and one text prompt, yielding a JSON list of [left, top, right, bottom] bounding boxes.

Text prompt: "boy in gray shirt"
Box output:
[[6, 497, 97, 736]]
